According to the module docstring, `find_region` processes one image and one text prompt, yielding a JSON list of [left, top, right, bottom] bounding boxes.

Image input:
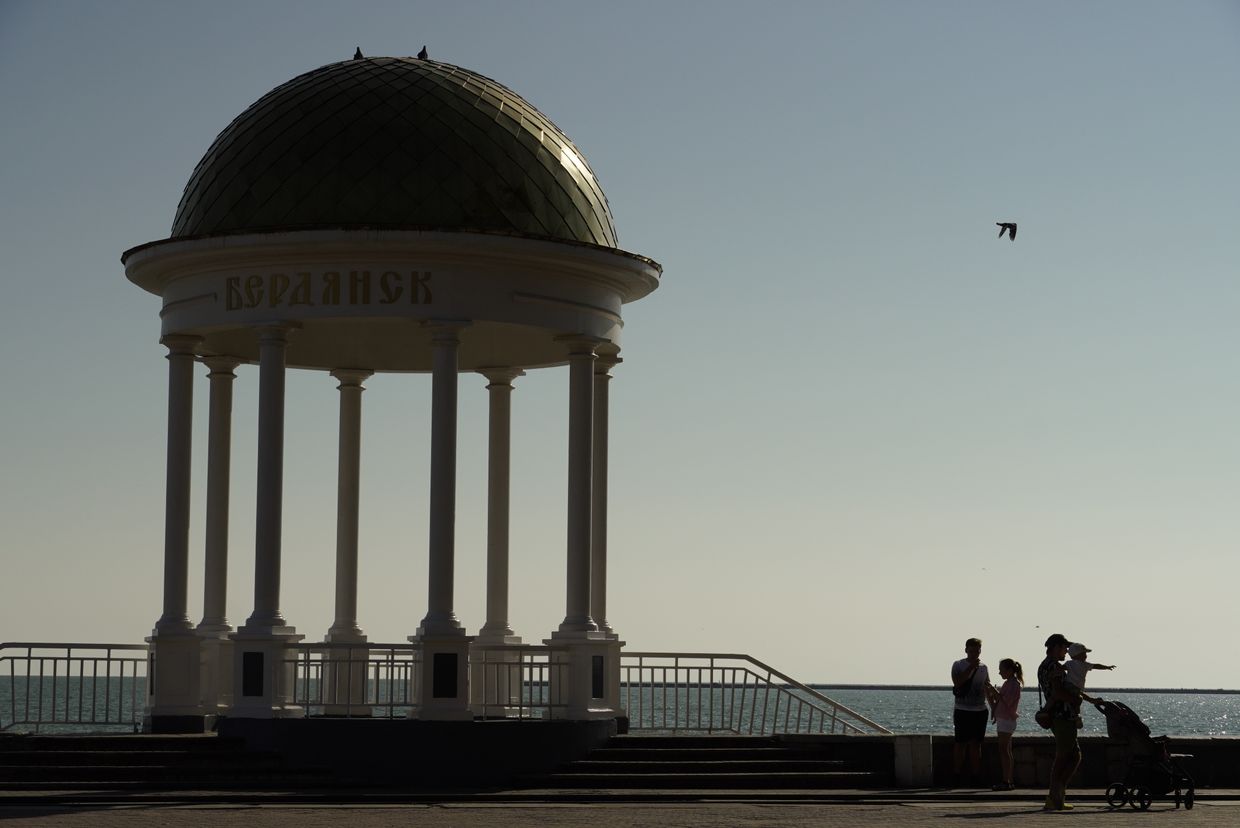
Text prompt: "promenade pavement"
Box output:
[[2, 800, 1239, 827], [3, 791, 1239, 827]]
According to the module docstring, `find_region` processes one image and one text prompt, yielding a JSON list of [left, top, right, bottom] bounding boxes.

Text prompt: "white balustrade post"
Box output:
[[412, 321, 472, 720]]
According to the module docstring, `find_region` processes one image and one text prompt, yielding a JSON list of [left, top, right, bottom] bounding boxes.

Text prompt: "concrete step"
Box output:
[[0, 735, 240, 752], [567, 759, 854, 774], [609, 735, 779, 749], [0, 763, 323, 784], [590, 746, 856, 762], [539, 770, 886, 789], [0, 750, 279, 767]]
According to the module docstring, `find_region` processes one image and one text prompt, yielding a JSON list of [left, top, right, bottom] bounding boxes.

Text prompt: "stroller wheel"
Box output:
[[1105, 783, 1128, 808], [1185, 789, 1194, 810], [1129, 786, 1152, 811], [1174, 789, 1181, 809]]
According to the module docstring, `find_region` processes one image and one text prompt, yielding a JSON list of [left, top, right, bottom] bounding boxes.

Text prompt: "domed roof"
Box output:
[[171, 56, 617, 247]]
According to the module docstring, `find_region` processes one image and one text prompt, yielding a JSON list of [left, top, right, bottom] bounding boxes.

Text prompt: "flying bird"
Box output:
[[417, 45, 428, 60], [354, 47, 364, 60], [996, 222, 1017, 241]]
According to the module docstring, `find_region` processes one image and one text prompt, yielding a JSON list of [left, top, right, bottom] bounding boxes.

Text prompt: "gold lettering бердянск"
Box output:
[[321, 271, 341, 305], [223, 271, 433, 311]]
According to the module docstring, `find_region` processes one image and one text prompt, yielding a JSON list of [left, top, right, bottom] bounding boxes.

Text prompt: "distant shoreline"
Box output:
[[810, 684, 1240, 695]]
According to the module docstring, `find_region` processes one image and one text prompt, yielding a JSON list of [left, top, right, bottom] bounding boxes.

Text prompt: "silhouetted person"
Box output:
[[418, 45, 429, 60], [997, 222, 1017, 241], [951, 637, 990, 787], [354, 47, 364, 60]]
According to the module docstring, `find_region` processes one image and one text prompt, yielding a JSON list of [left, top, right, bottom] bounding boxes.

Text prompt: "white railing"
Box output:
[[0, 642, 892, 737], [288, 642, 418, 718], [621, 652, 892, 736], [0, 642, 147, 733], [471, 644, 570, 719], [288, 643, 572, 720]]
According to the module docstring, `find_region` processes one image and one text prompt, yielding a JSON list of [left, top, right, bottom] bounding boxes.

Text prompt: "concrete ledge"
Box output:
[[931, 734, 1240, 787]]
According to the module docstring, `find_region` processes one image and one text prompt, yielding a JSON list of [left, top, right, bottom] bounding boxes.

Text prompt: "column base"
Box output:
[[196, 631, 234, 718], [144, 714, 213, 734], [145, 629, 204, 722], [228, 628, 305, 719], [543, 633, 625, 720], [409, 633, 474, 720]]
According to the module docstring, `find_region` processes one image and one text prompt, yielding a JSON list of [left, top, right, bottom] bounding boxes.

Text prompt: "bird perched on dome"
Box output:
[[417, 45, 428, 60], [996, 222, 1017, 241]]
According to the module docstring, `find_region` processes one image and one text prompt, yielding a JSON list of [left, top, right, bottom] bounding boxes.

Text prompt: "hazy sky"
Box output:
[[2, 1, 1239, 689]]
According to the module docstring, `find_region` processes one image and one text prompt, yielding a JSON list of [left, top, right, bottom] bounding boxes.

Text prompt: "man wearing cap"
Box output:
[[1038, 633, 1079, 811]]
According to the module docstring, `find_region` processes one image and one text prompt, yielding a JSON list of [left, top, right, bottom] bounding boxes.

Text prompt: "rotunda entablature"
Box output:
[[122, 228, 660, 372]]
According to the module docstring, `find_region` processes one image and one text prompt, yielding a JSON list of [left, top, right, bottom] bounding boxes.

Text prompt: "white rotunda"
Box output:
[[122, 54, 660, 734]]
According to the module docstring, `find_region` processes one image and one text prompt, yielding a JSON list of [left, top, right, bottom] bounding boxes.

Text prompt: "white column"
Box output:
[[147, 334, 206, 731], [557, 337, 599, 635], [590, 352, 621, 635], [231, 324, 303, 720], [327, 368, 372, 642], [418, 322, 468, 637], [198, 356, 240, 635], [477, 367, 524, 642], [244, 326, 293, 633], [412, 322, 472, 721], [156, 334, 202, 634]]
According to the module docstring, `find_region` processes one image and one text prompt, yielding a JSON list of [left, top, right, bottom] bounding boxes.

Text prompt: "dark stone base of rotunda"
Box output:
[[217, 717, 618, 787], [145, 714, 212, 734]]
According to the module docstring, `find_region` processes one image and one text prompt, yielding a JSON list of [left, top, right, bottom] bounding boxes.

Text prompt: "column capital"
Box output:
[[594, 353, 622, 375], [254, 323, 298, 344], [330, 368, 374, 388], [201, 355, 242, 376], [478, 366, 525, 387], [160, 334, 202, 356], [555, 334, 606, 357], [423, 319, 471, 342]]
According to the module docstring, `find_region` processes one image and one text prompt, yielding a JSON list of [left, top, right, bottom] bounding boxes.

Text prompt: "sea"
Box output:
[[811, 686, 1240, 737], [3, 680, 1237, 736]]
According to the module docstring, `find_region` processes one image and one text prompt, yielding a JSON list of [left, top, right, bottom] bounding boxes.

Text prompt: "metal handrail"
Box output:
[[1, 642, 148, 733], [1, 642, 892, 737], [288, 642, 418, 718], [621, 651, 892, 736], [471, 643, 570, 720]]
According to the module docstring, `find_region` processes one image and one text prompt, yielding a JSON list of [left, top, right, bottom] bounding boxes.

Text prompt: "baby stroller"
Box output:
[[1094, 698, 1195, 810]]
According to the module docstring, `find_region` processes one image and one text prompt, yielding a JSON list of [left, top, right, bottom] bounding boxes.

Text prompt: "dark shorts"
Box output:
[[1051, 716, 1080, 756], [953, 708, 988, 743]]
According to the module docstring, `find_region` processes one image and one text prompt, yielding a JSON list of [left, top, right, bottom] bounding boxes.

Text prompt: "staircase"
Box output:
[[536, 734, 892, 790], [0, 733, 332, 791]]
